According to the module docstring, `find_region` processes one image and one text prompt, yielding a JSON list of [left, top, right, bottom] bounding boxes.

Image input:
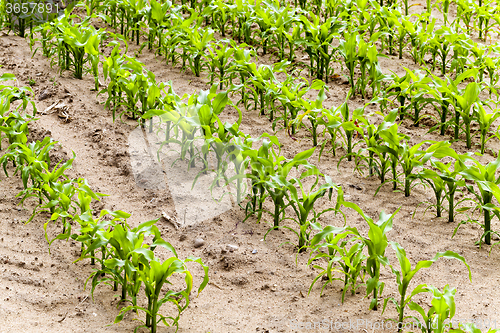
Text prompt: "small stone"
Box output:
[[226, 244, 238, 252], [252, 249, 257, 254], [193, 238, 205, 248], [179, 234, 187, 241]]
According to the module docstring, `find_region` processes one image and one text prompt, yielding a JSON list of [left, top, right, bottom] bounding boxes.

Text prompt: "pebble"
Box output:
[[194, 238, 205, 248], [252, 249, 257, 254], [226, 244, 239, 252]]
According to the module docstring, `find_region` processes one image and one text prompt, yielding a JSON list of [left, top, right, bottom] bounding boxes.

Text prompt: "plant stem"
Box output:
[[440, 101, 449, 135], [448, 186, 455, 222], [404, 176, 410, 197], [465, 122, 471, 148], [347, 131, 352, 161], [397, 290, 407, 332], [274, 199, 280, 228], [311, 118, 317, 146], [122, 270, 126, 301], [485, 192, 492, 245]]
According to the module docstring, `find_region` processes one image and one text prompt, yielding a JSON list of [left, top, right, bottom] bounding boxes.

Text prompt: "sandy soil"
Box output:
[[1, 3, 500, 333]]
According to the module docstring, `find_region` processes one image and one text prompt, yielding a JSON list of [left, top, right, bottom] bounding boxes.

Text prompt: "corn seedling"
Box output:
[[287, 174, 341, 252], [431, 158, 468, 223], [383, 242, 471, 332], [289, 82, 327, 147], [300, 13, 341, 82], [451, 81, 480, 149], [114, 255, 209, 333], [475, 101, 500, 155], [342, 201, 399, 311], [409, 285, 459, 333], [459, 155, 500, 245], [307, 225, 367, 303], [45, 15, 105, 90]]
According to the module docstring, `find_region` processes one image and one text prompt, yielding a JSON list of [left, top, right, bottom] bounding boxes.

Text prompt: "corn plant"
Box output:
[[42, 178, 92, 248], [382, 242, 471, 332], [226, 46, 258, 110], [291, 85, 327, 147], [26, 156, 77, 225], [184, 27, 214, 77], [342, 201, 399, 311], [299, 13, 340, 82], [206, 39, 236, 89], [146, 96, 199, 168], [425, 69, 478, 137], [145, 0, 171, 52], [410, 285, 459, 333], [83, 219, 158, 303], [414, 168, 448, 219], [48, 15, 105, 90], [474, 0, 498, 41], [203, 112, 244, 186], [418, 156, 472, 226], [405, 69, 434, 127], [77, 209, 131, 276], [275, 76, 313, 133], [244, 135, 279, 221], [451, 82, 480, 149], [120, 0, 147, 45], [203, 0, 232, 37], [455, 0, 475, 34], [428, 27, 467, 76], [337, 102, 365, 162], [0, 110, 34, 152], [400, 141, 457, 197], [254, 5, 274, 55], [392, 11, 410, 60], [233, 0, 254, 44], [161, 9, 199, 67], [354, 108, 397, 182], [287, 174, 341, 252], [376, 122, 409, 193], [405, 16, 435, 66], [459, 156, 500, 245], [436, 0, 451, 26], [0, 74, 37, 119], [101, 48, 164, 123], [265, 2, 299, 61], [0, 136, 55, 192], [468, 45, 500, 96], [317, 105, 343, 158], [30, 20, 58, 58], [307, 226, 367, 303], [115, 255, 208, 333], [258, 146, 318, 229], [227, 134, 254, 204], [232, 61, 288, 116], [338, 31, 359, 94], [356, 37, 384, 99], [476, 102, 500, 154]]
